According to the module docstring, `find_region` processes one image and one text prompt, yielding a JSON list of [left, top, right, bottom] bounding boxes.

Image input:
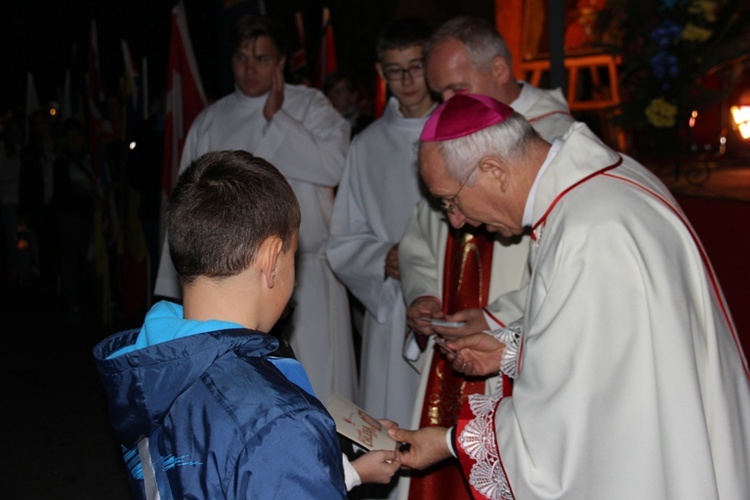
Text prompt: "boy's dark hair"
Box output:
[[376, 17, 432, 61], [167, 150, 301, 286], [231, 15, 288, 57]]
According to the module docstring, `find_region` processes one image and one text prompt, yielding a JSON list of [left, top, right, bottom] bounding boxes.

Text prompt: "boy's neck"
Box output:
[[182, 275, 264, 332]]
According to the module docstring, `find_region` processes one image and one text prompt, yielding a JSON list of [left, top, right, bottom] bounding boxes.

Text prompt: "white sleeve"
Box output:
[[342, 454, 362, 491], [255, 89, 349, 187], [327, 139, 398, 319], [398, 199, 443, 306]]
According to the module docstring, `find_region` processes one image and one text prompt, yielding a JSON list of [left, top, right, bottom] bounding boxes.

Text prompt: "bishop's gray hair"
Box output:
[[429, 112, 539, 184], [425, 16, 512, 72]]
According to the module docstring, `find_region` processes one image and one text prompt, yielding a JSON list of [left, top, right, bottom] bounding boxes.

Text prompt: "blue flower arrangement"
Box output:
[[598, 0, 749, 155]]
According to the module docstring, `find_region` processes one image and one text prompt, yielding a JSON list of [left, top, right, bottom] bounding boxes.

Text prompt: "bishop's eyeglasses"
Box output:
[[441, 163, 480, 214]]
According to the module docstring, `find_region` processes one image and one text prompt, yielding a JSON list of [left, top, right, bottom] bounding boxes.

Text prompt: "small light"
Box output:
[[688, 109, 698, 128], [49, 107, 57, 117], [129, 141, 137, 150], [731, 105, 750, 140]]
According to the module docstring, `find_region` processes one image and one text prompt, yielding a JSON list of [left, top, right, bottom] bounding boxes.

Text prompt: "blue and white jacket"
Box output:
[[92, 301, 346, 499]]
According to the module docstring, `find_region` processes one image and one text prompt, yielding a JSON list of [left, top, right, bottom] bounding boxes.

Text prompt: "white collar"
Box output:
[[509, 81, 536, 116], [523, 138, 563, 227], [235, 86, 269, 106], [388, 96, 438, 120]]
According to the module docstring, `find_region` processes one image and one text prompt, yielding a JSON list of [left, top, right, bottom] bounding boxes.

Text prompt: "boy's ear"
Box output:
[[259, 236, 284, 289]]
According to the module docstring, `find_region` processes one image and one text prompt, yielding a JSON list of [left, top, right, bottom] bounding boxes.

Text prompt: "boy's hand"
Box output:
[[351, 450, 401, 484]]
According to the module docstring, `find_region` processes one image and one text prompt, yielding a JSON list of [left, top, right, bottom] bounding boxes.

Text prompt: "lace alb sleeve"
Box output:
[[485, 322, 522, 379]]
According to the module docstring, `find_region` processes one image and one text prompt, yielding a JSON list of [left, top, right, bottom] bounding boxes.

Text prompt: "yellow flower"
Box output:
[[688, 0, 718, 23], [681, 22, 713, 42], [645, 98, 678, 128]]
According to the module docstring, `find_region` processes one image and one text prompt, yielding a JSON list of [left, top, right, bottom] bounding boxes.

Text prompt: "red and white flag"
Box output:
[[289, 10, 307, 74], [314, 7, 338, 89], [161, 1, 206, 220], [373, 71, 387, 119]]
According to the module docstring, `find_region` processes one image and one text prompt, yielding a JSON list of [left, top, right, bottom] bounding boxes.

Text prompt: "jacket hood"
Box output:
[[92, 328, 278, 446]]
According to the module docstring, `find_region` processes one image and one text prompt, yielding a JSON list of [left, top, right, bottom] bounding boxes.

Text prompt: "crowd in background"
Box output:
[[0, 95, 166, 325], [0, 70, 379, 329]]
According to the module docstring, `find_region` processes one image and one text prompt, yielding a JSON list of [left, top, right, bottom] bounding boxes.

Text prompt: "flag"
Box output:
[[88, 20, 121, 324], [161, 1, 206, 231], [88, 20, 109, 303], [154, 1, 207, 300], [60, 45, 87, 124], [289, 11, 308, 75], [60, 69, 71, 121], [120, 39, 151, 317], [374, 71, 387, 119], [314, 7, 338, 89], [25, 73, 40, 144], [120, 39, 143, 144], [141, 56, 149, 121]]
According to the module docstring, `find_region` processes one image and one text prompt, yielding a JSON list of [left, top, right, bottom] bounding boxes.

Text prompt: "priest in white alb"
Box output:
[[327, 17, 436, 430], [154, 16, 356, 405]]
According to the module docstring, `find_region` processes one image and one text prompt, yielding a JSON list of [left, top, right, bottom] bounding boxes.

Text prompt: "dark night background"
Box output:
[[0, 0, 496, 115], [1, 2, 749, 498], [0, 2, 499, 497]]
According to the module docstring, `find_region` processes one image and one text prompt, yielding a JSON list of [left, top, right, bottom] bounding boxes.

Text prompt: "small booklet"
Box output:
[[326, 393, 398, 451]]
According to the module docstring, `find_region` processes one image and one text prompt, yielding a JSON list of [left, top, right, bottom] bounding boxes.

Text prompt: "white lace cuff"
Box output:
[[485, 322, 522, 379], [458, 393, 512, 500]]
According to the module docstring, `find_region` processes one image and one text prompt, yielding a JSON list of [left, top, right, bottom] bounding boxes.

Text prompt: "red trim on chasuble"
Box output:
[[408, 226, 495, 499], [531, 156, 623, 240], [527, 110, 573, 124], [484, 308, 506, 328], [601, 173, 750, 381]]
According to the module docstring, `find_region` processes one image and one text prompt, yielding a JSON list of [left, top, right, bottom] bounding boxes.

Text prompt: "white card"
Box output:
[[326, 393, 398, 451]]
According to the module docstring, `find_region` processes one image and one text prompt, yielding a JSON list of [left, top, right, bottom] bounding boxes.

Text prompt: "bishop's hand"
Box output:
[[445, 332, 505, 377]]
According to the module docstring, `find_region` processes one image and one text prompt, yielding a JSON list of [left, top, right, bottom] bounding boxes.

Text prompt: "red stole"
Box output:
[[408, 225, 494, 499]]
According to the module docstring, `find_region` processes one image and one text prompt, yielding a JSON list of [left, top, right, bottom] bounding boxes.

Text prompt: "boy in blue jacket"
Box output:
[[93, 151, 398, 498]]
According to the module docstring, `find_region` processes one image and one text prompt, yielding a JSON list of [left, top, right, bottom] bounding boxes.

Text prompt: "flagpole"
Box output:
[[142, 57, 149, 121], [25, 72, 40, 145]]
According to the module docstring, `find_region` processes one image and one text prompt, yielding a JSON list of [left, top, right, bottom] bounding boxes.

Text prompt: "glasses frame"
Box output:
[[441, 164, 479, 214], [382, 61, 425, 83]]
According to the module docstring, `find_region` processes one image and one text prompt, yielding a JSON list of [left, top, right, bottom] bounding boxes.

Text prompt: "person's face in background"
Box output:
[[425, 38, 512, 103], [232, 35, 286, 97], [378, 44, 434, 118], [326, 78, 358, 115]]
